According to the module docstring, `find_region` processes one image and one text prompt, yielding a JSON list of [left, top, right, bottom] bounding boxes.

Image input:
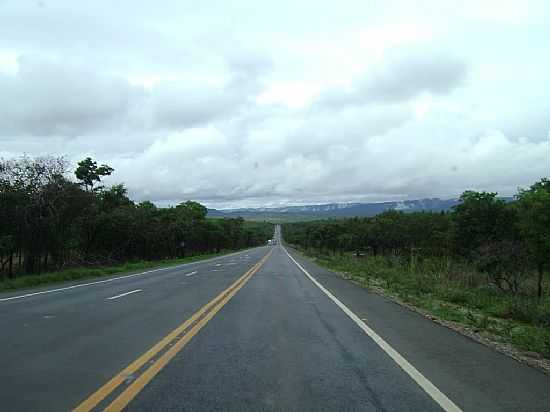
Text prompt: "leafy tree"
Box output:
[[516, 178, 550, 298], [100, 184, 133, 211], [452, 191, 516, 258], [0, 155, 272, 279], [474, 240, 528, 294], [282, 184, 550, 302], [75, 157, 114, 191]]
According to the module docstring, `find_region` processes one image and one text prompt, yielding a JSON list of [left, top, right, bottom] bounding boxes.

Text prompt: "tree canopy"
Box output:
[[0, 155, 272, 279], [284, 178, 550, 299], [75, 157, 114, 191]]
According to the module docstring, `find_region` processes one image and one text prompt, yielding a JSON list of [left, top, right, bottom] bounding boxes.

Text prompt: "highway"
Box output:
[[1, 226, 550, 411]]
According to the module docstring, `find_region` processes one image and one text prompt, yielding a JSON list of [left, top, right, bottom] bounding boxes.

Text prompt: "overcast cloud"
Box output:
[[1, 0, 549, 208]]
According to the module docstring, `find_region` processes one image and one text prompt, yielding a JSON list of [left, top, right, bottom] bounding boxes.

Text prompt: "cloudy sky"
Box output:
[[1, 0, 550, 208]]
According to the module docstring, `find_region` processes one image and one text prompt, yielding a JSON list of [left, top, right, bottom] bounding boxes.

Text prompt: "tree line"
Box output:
[[0, 156, 273, 279], [283, 179, 550, 299]]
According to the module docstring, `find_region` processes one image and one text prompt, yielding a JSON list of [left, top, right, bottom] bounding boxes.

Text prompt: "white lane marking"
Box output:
[[282, 247, 462, 412], [0, 248, 255, 303], [107, 289, 142, 300], [185, 271, 198, 277], [0, 269, 164, 302]]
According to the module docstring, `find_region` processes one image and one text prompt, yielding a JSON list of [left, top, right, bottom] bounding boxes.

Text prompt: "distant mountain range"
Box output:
[[208, 197, 512, 221]]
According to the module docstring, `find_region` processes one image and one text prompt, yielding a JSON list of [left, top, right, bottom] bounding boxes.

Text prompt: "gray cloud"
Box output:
[[316, 54, 467, 109], [367, 54, 467, 101], [0, 52, 272, 137], [0, 2, 192, 73], [150, 83, 239, 129], [0, 56, 142, 136], [1, 0, 550, 208], [150, 53, 272, 129]]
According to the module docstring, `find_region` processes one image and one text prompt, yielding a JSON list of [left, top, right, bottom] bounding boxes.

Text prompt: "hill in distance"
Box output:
[[207, 197, 508, 222]]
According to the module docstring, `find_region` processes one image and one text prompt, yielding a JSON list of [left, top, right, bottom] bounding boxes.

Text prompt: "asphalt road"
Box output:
[[1, 227, 549, 411]]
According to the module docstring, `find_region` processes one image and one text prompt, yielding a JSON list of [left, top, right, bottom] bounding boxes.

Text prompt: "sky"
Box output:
[[1, 0, 550, 208]]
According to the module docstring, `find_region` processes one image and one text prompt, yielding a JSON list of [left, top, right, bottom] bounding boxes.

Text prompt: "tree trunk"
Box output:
[[8, 253, 13, 278], [18, 248, 22, 273], [26, 254, 35, 274], [537, 263, 544, 300]]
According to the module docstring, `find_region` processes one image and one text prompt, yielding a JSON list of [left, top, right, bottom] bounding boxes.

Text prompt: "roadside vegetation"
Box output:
[[283, 183, 550, 359], [0, 251, 238, 293], [0, 155, 272, 286]]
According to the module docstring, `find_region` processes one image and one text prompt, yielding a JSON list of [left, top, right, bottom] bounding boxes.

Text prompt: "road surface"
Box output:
[[1, 227, 549, 411]]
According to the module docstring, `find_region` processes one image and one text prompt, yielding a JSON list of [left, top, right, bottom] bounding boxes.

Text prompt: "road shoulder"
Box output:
[[0, 248, 252, 299], [285, 246, 550, 412]]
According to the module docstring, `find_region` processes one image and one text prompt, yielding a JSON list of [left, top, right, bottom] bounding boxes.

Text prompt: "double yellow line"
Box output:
[[74, 249, 272, 412]]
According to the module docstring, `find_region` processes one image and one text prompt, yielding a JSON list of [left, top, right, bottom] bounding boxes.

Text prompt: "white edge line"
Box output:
[[0, 248, 256, 302], [107, 289, 142, 300], [282, 246, 462, 412], [185, 271, 198, 277]]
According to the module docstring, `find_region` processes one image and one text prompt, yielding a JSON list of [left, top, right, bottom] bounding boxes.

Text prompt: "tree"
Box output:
[[474, 240, 528, 294], [75, 157, 114, 191], [452, 191, 516, 258], [100, 184, 133, 211], [0, 155, 272, 278], [0, 156, 79, 273], [516, 178, 550, 299]]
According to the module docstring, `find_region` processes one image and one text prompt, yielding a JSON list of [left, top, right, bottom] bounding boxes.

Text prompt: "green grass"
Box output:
[[0, 250, 239, 293], [296, 248, 550, 358]]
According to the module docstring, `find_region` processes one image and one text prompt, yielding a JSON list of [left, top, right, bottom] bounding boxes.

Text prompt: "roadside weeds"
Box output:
[[0, 250, 241, 293], [291, 248, 550, 376]]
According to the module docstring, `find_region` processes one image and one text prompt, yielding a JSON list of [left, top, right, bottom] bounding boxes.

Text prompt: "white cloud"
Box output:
[[1, 0, 550, 208]]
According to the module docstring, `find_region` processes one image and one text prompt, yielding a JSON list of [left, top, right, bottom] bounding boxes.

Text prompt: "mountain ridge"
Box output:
[[207, 197, 513, 221]]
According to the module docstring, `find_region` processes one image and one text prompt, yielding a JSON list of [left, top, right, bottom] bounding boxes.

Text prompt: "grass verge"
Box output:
[[0, 250, 241, 293], [293, 247, 550, 363]]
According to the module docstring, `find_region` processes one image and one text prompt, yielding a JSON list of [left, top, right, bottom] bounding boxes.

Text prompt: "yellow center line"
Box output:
[[73, 249, 272, 412]]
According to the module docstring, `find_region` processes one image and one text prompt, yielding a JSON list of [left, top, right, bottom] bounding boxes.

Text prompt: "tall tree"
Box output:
[[516, 178, 550, 299], [75, 157, 114, 191], [452, 191, 516, 258]]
